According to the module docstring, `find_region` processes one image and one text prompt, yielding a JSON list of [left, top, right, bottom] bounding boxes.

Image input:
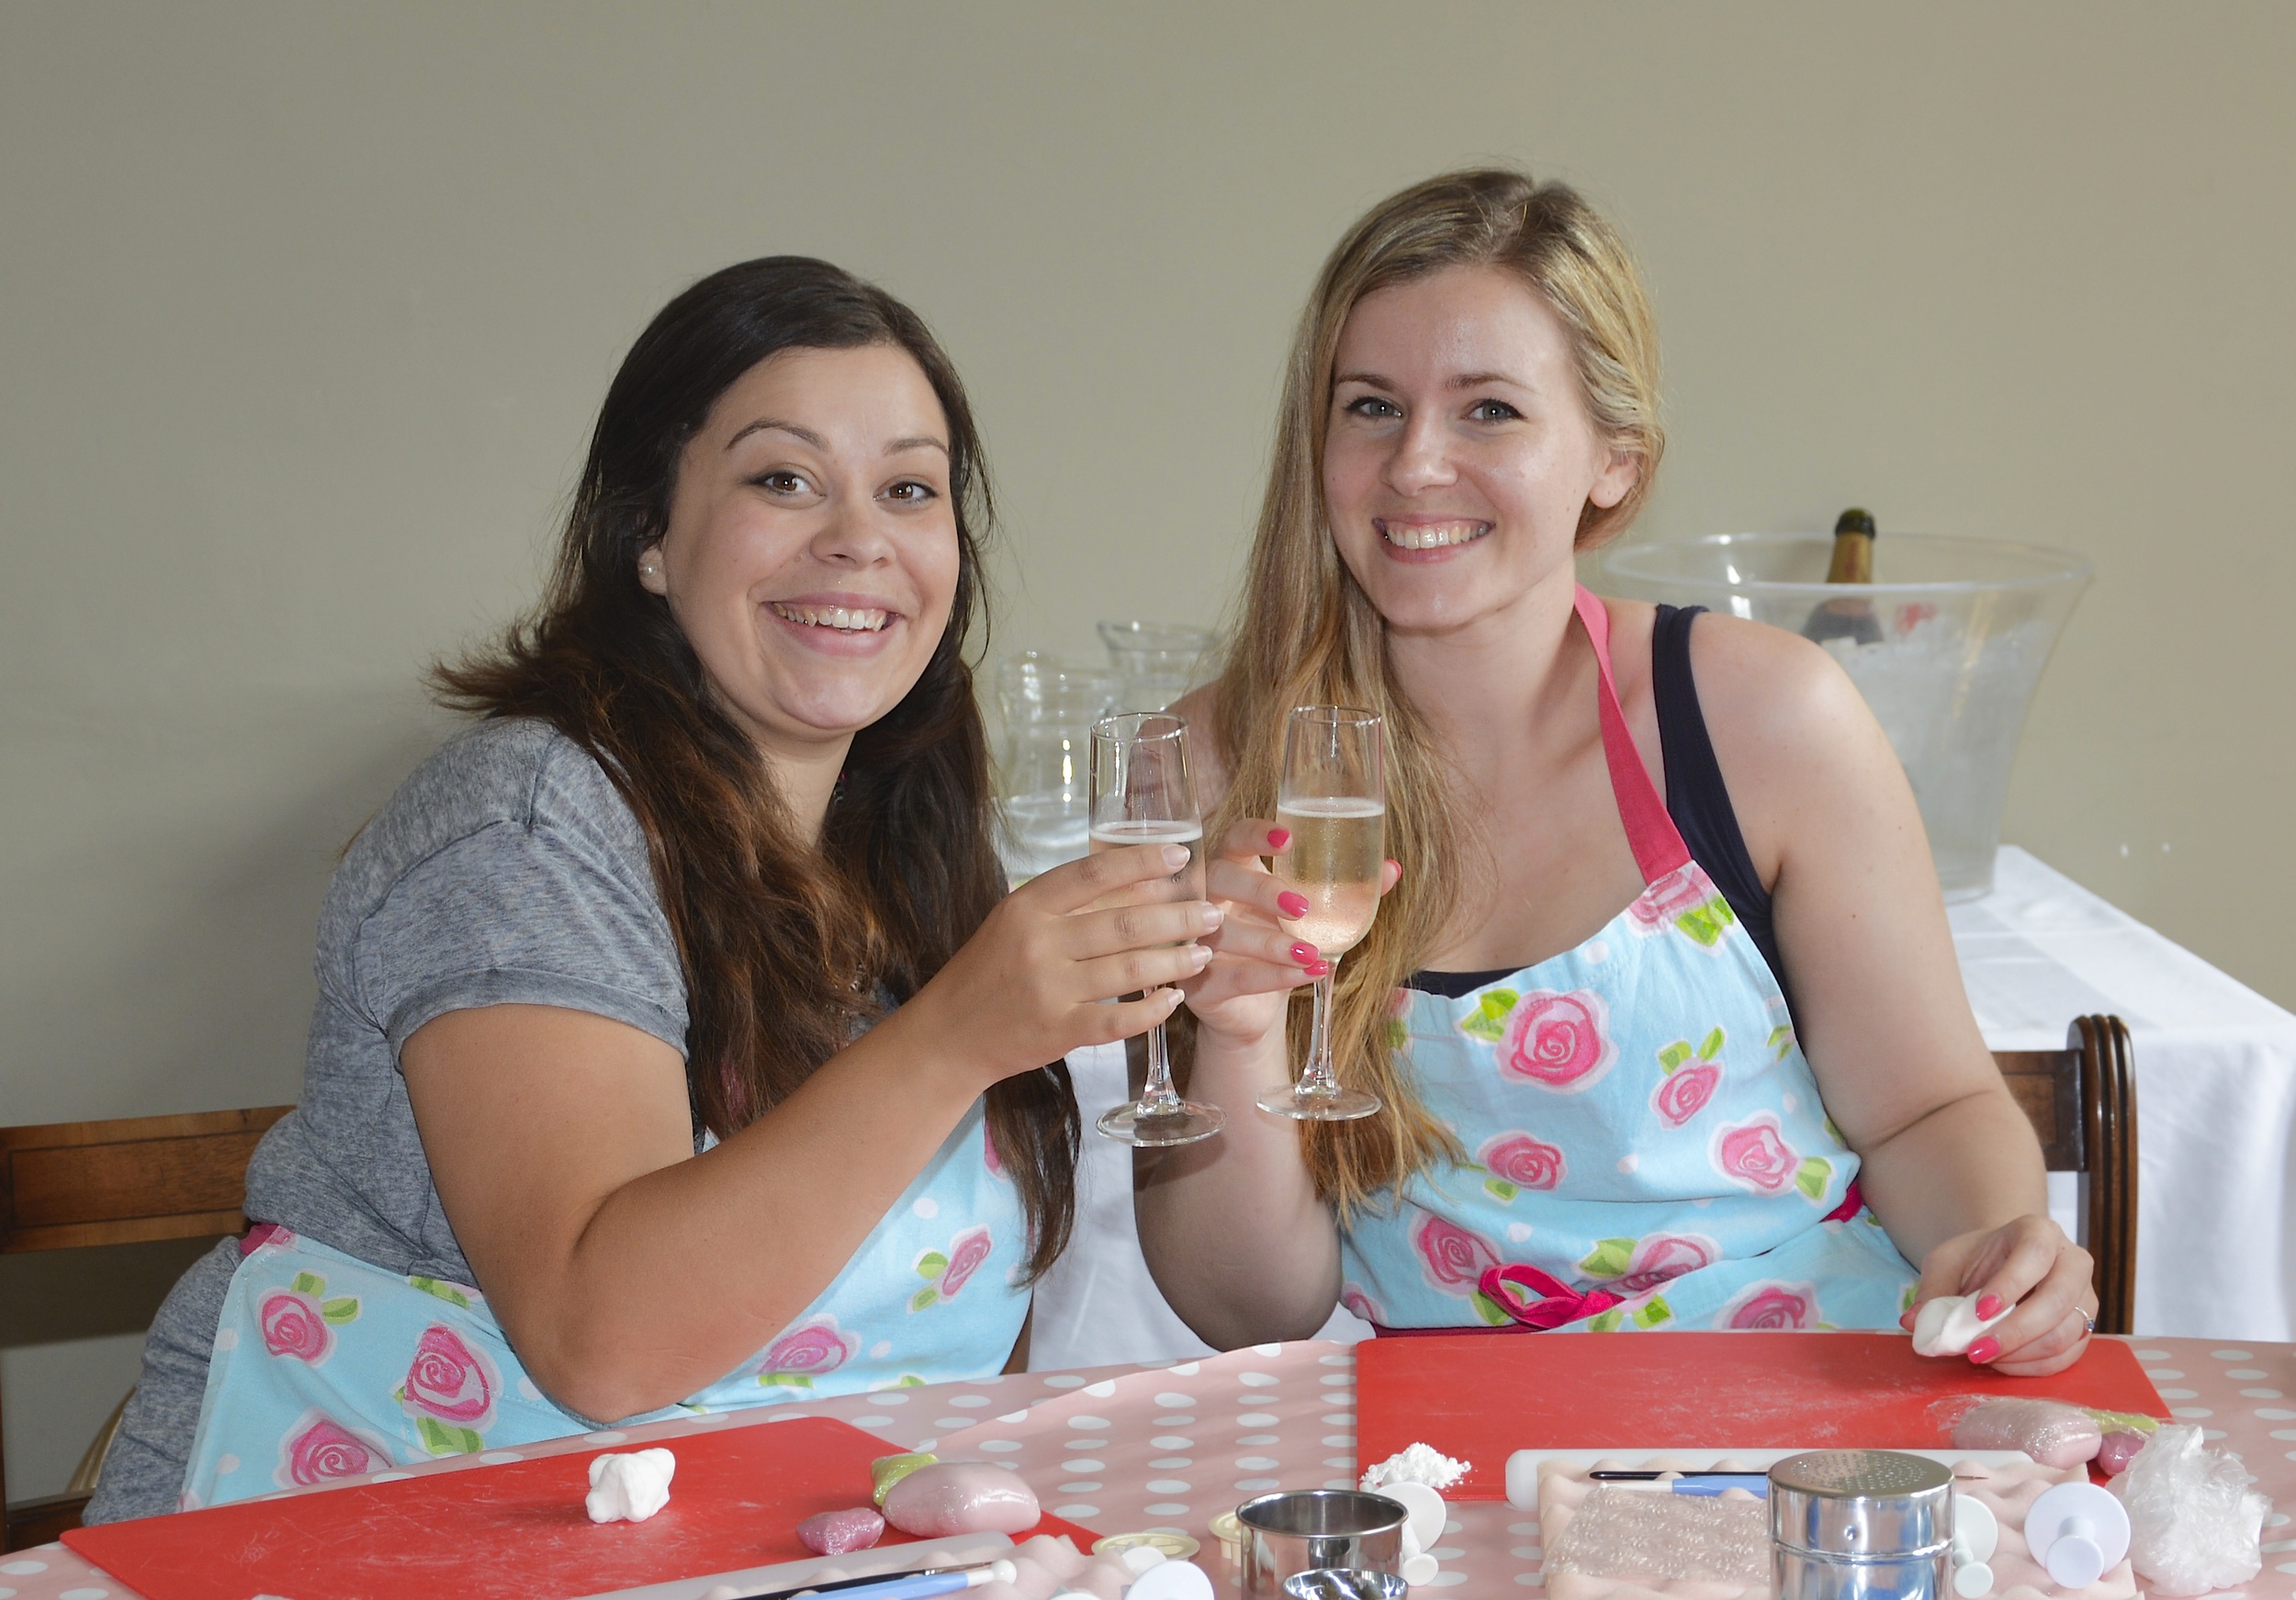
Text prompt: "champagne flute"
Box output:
[[1087, 712, 1225, 1146], [1256, 705, 1386, 1121]]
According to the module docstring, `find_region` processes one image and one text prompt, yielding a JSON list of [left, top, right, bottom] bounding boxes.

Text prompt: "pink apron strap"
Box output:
[[1572, 585, 1692, 885]]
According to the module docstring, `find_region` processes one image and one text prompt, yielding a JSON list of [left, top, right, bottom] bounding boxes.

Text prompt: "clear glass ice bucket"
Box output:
[[1098, 620, 1220, 713], [993, 652, 1118, 885], [1601, 533, 2091, 901]]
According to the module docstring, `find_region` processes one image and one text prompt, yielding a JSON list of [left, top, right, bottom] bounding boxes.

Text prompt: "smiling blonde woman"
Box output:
[[1140, 169, 2099, 1376]]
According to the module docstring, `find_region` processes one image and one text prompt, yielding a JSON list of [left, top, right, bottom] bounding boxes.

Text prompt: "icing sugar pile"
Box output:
[[1360, 1441, 1470, 1492]]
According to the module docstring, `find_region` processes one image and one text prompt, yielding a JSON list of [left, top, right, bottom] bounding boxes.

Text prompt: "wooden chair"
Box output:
[[1993, 1014, 2138, 1335], [1, 1105, 291, 1550]]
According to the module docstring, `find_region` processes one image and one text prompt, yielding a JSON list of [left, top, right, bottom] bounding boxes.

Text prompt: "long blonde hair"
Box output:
[[1200, 168, 1665, 1216]]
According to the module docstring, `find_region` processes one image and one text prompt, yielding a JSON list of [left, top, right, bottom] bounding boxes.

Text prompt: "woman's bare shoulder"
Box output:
[[1683, 608, 1876, 761], [1678, 608, 1908, 881]]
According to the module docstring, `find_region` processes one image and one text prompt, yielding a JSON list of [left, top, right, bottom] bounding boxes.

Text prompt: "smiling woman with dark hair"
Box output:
[[88, 257, 1211, 1520]]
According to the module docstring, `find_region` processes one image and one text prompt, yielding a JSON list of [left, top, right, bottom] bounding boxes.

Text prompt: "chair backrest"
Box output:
[[1991, 1015, 2137, 1335], [1, 1106, 290, 1255], [1, 1104, 291, 1549]]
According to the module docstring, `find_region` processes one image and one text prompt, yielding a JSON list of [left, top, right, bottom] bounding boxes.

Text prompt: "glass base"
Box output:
[[1097, 1099, 1226, 1147], [1255, 1083, 1384, 1121]]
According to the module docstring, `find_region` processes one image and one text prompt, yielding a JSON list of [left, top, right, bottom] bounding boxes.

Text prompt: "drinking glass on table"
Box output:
[[1087, 712, 1226, 1146], [1256, 705, 1387, 1121], [994, 653, 1118, 886]]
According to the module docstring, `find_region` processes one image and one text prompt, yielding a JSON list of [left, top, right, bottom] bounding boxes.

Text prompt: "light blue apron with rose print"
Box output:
[[180, 1100, 1027, 1509], [1340, 589, 1918, 1337]]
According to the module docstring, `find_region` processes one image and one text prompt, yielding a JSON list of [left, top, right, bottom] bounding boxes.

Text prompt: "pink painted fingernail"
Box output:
[[1306, 961, 1331, 977], [1975, 1294, 2003, 1320], [1966, 1336, 2000, 1365], [1278, 892, 1311, 918], [1290, 942, 1319, 964], [1266, 828, 1291, 850]]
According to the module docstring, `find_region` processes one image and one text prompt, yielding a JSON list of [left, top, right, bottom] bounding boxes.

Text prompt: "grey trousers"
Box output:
[[83, 1236, 239, 1524]]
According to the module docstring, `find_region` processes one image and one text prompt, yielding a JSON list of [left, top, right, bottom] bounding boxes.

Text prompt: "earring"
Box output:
[[638, 554, 662, 583]]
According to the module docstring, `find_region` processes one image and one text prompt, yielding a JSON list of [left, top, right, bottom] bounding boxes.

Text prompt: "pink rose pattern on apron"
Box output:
[[182, 1100, 1027, 1509], [1341, 589, 1918, 1337]]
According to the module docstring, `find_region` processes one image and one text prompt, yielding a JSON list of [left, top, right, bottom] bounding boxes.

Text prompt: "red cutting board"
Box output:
[[1356, 1332, 2167, 1500], [66, 1415, 1098, 1600]]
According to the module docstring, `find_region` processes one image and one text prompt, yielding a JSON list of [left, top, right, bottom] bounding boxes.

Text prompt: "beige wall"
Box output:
[[4, 2, 2290, 1498]]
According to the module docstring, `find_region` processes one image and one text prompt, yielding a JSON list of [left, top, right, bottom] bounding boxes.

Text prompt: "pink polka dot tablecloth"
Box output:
[[6, 1336, 2290, 1598]]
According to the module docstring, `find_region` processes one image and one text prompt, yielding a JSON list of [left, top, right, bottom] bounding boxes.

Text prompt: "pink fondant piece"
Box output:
[[795, 1505, 885, 1556], [881, 1460, 1042, 1538], [2097, 1428, 2148, 1475], [1950, 1396, 2104, 1468]]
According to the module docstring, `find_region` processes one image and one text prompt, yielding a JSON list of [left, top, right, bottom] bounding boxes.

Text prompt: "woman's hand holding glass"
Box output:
[[1180, 821, 1404, 1042], [908, 841, 1219, 1091], [1177, 819, 1330, 1042]]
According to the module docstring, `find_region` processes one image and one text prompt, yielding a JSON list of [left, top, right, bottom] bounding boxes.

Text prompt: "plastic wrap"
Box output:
[[2111, 1424, 2268, 1594], [1943, 1396, 2102, 1468], [1543, 1485, 1768, 1581]]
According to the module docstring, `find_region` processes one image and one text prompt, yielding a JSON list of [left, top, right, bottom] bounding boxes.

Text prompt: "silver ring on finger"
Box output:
[[2080, 1311, 2096, 1336]]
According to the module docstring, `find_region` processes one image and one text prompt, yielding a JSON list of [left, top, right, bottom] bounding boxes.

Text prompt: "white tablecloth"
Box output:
[[1953, 846, 2296, 1342], [1029, 846, 2296, 1369]]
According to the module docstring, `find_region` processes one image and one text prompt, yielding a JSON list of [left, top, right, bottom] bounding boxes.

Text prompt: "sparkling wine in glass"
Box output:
[[1257, 705, 1386, 1121], [1088, 712, 1225, 1146]]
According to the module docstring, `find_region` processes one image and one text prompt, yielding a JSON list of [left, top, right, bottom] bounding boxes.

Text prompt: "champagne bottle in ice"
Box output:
[[1802, 506, 1884, 646]]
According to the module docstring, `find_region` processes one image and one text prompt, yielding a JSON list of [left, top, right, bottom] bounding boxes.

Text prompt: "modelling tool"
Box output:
[[1951, 1493, 1999, 1597], [1587, 1470, 1771, 1493], [2023, 1481, 2130, 1590], [735, 1560, 1010, 1600], [750, 1560, 1016, 1600]]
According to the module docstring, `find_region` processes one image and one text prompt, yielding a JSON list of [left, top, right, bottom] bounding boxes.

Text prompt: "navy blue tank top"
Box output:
[[1413, 604, 1790, 1006]]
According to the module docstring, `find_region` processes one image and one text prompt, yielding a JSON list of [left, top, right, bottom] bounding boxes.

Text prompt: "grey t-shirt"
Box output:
[[90, 717, 691, 1521]]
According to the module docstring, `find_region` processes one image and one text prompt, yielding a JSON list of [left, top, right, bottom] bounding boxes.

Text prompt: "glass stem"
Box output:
[[1300, 956, 1342, 1098], [1140, 1003, 1181, 1114]]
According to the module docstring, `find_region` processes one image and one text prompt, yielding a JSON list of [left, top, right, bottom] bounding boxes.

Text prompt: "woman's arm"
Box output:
[[1135, 817, 1350, 1346], [1133, 689, 1382, 1345], [404, 839, 1214, 1422], [1695, 614, 2094, 1374]]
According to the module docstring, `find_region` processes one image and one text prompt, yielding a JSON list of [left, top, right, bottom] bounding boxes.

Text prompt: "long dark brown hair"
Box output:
[[434, 256, 1078, 1278]]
